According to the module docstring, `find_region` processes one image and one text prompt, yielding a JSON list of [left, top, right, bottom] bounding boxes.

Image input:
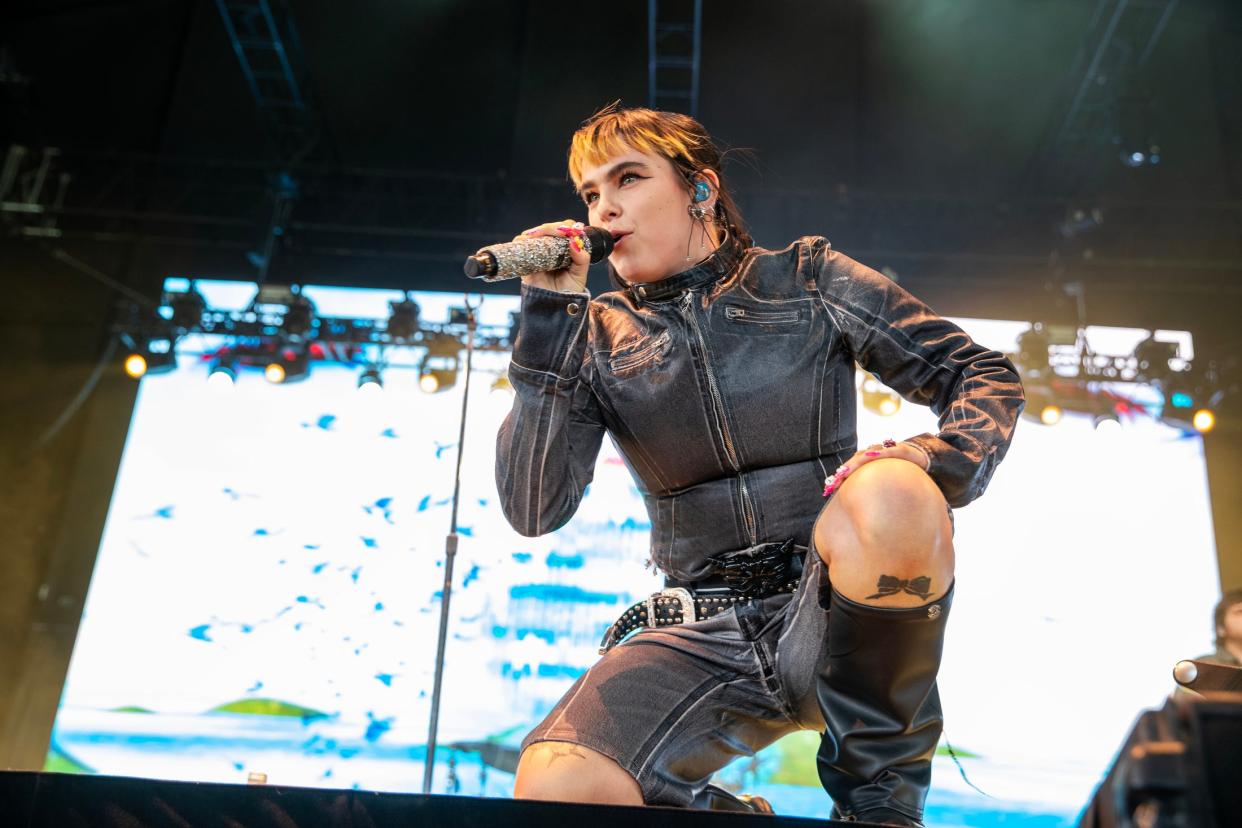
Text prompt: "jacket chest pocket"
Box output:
[[716, 303, 809, 335], [606, 330, 672, 378]]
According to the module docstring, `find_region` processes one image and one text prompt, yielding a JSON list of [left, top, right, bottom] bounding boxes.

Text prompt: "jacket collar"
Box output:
[[626, 232, 745, 304]]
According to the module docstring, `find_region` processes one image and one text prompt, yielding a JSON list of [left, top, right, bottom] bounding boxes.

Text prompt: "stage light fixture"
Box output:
[[420, 367, 458, 394], [860, 374, 901, 417], [166, 284, 207, 331], [125, 353, 148, 379], [1168, 390, 1194, 410], [358, 366, 383, 393], [207, 361, 237, 391], [1193, 409, 1216, 434], [1093, 414, 1122, 434], [122, 333, 177, 379], [1040, 404, 1063, 425], [1134, 334, 1178, 385], [386, 296, 420, 342], [281, 295, 315, 338], [264, 348, 309, 384], [1120, 144, 1161, 168], [419, 335, 461, 394], [1016, 324, 1052, 379], [254, 285, 317, 340]]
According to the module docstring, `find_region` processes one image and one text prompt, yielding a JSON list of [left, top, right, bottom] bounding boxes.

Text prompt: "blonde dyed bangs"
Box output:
[[567, 109, 705, 186]]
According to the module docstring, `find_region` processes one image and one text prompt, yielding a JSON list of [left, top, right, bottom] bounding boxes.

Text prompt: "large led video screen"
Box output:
[[48, 280, 1220, 826]]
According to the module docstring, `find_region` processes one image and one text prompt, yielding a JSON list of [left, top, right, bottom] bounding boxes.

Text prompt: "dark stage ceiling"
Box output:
[[2, 0, 1240, 330]]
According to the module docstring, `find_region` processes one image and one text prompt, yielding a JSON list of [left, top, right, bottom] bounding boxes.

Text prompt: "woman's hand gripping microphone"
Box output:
[[514, 220, 593, 293]]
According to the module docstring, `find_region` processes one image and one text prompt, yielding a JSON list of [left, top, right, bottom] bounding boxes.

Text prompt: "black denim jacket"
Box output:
[[496, 235, 1025, 581]]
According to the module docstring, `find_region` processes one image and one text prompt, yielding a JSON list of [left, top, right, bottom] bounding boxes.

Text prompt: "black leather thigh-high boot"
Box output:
[[816, 584, 953, 826]]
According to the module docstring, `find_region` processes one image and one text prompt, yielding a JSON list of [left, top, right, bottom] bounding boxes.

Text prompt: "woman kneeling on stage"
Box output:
[[494, 104, 1024, 827]]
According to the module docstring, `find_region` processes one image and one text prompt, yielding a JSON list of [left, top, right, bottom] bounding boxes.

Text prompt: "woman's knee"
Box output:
[[514, 741, 643, 805], [813, 459, 953, 598]]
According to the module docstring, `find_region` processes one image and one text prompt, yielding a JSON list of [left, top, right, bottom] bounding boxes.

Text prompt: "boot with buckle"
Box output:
[[815, 584, 953, 827]]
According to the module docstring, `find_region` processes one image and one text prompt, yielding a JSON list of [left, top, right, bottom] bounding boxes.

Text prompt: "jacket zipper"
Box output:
[[679, 291, 758, 545], [724, 305, 800, 324]]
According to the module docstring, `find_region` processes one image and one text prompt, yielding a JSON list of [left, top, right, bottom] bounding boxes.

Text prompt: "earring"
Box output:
[[686, 204, 711, 260]]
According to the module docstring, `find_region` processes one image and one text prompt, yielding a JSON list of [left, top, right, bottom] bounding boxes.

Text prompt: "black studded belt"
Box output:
[[598, 540, 804, 654]]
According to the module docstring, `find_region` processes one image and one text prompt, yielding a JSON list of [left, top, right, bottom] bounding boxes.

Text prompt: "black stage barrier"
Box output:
[[0, 771, 867, 827]]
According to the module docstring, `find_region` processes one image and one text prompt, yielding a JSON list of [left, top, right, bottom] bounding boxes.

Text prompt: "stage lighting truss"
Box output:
[[1014, 324, 1229, 434], [113, 283, 514, 391], [114, 285, 1231, 431], [252, 284, 316, 340]]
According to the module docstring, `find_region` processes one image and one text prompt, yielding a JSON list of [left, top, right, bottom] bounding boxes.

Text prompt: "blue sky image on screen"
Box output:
[[50, 281, 1220, 827]]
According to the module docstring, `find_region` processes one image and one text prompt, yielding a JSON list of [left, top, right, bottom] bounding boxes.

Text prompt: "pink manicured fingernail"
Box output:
[[865, 451, 881, 457], [571, 236, 585, 252]]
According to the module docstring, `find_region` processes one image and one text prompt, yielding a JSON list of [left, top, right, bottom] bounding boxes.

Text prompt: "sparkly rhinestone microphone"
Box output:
[[463, 226, 615, 282]]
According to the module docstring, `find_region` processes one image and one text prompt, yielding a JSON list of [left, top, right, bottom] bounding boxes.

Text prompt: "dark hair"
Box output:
[[568, 103, 752, 291], [1214, 589, 1242, 648]]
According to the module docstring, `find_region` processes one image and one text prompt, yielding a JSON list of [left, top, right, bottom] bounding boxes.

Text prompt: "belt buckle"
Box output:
[[646, 587, 695, 625], [710, 540, 793, 598]]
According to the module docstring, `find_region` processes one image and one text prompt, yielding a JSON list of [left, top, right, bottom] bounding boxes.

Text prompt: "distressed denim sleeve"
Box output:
[[814, 244, 1025, 507], [496, 284, 606, 536]]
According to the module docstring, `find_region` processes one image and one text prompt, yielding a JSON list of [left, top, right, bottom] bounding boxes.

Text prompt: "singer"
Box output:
[[494, 104, 1024, 826]]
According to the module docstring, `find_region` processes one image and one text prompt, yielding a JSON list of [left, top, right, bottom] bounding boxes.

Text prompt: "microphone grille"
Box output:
[[583, 226, 615, 263]]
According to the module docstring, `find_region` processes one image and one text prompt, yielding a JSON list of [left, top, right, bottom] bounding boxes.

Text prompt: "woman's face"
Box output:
[[576, 145, 719, 284]]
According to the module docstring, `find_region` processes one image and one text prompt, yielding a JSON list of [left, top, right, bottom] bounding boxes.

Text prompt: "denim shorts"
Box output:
[[521, 550, 833, 807]]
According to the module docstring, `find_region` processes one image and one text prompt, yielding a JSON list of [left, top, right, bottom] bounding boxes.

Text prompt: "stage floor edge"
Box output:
[[0, 770, 873, 826]]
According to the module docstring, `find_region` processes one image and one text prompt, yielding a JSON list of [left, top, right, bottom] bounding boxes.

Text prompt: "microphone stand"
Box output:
[[422, 297, 478, 795]]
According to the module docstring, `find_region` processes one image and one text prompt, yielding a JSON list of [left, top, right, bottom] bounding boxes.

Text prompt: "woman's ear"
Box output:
[[698, 168, 722, 210]]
